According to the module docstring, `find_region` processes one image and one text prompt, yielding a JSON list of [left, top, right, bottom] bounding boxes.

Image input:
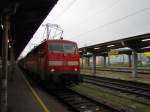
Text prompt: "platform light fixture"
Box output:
[[142, 38, 150, 42], [87, 52, 92, 55], [94, 47, 100, 50], [121, 41, 125, 46], [9, 45, 11, 48], [107, 45, 115, 47], [1, 24, 3, 29]]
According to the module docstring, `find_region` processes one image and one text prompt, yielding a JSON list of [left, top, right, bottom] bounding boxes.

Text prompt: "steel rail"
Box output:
[[96, 67, 150, 74], [83, 75, 150, 100], [47, 87, 124, 112]]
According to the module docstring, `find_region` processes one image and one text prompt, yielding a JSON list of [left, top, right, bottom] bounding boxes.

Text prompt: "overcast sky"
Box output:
[[19, 0, 150, 58]]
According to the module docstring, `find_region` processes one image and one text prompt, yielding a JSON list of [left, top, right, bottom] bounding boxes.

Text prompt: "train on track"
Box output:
[[19, 39, 82, 85]]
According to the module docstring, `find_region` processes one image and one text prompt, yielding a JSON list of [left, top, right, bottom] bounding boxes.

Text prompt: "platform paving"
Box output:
[[81, 69, 150, 84], [7, 66, 44, 112]]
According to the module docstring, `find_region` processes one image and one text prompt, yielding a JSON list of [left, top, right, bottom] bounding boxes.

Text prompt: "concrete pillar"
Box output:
[[103, 56, 106, 68], [128, 54, 131, 68], [10, 46, 15, 80], [92, 53, 96, 76], [0, 16, 9, 112], [132, 50, 138, 78]]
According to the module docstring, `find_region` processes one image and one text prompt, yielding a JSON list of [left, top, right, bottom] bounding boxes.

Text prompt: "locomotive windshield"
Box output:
[[48, 42, 77, 54]]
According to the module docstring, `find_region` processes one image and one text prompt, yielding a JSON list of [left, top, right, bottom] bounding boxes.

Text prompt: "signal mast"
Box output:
[[42, 23, 63, 40]]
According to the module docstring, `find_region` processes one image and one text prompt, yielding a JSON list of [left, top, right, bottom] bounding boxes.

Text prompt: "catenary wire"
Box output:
[[76, 5, 150, 37]]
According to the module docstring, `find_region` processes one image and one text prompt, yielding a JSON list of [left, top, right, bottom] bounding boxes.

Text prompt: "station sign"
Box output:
[[108, 50, 119, 56], [144, 52, 150, 57]]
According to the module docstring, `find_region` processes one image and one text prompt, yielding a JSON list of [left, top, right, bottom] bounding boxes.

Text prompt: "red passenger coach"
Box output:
[[20, 39, 81, 85]]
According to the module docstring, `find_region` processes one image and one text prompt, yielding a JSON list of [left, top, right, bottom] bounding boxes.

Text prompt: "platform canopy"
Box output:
[[0, 0, 58, 59], [79, 33, 150, 56]]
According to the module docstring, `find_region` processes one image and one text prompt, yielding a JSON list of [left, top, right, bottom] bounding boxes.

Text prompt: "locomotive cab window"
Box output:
[[48, 42, 63, 53], [63, 43, 76, 54], [48, 42, 77, 54]]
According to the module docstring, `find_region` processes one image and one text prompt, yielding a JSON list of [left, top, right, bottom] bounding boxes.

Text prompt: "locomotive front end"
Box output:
[[47, 40, 81, 84]]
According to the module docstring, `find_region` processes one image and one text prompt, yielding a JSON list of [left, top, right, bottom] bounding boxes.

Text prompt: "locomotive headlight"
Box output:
[[68, 61, 78, 66], [49, 61, 63, 66], [74, 68, 78, 71], [51, 68, 55, 72]]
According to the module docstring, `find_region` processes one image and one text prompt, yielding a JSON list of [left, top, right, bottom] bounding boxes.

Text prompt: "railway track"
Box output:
[[82, 67, 150, 74], [83, 75, 150, 102], [43, 85, 124, 112], [97, 68, 150, 74], [21, 67, 124, 112]]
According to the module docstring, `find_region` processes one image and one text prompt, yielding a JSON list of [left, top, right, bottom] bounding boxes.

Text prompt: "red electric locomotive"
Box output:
[[21, 39, 81, 85]]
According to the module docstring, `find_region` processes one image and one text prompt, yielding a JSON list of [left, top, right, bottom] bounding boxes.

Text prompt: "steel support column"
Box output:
[[92, 54, 96, 76], [103, 56, 106, 68], [128, 54, 131, 68], [85, 57, 87, 67], [0, 16, 9, 112], [107, 56, 110, 66], [132, 49, 138, 78], [81, 57, 83, 69], [87, 57, 90, 67]]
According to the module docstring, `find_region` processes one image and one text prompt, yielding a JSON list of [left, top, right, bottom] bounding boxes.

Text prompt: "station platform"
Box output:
[[7, 66, 45, 112], [81, 69, 150, 84], [6, 65, 71, 112]]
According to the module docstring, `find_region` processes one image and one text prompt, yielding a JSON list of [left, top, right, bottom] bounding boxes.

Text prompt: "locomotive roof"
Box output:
[[25, 39, 78, 57], [46, 39, 77, 44]]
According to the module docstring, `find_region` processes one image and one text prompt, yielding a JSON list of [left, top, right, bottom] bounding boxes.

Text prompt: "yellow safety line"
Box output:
[[22, 74, 50, 112]]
